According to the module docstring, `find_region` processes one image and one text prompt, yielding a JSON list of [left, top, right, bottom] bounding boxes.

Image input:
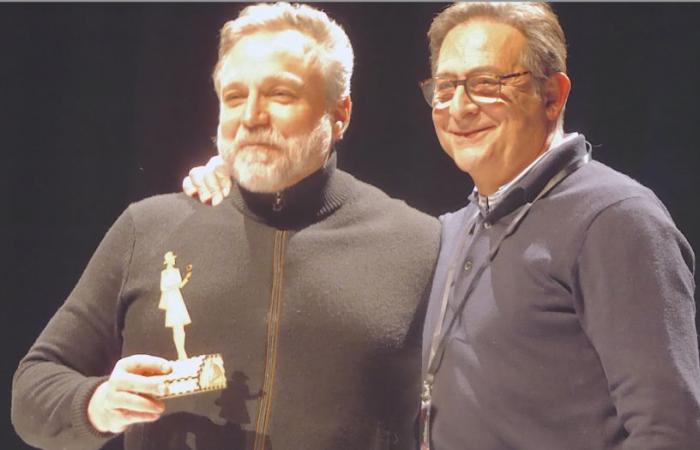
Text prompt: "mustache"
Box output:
[[233, 128, 286, 149]]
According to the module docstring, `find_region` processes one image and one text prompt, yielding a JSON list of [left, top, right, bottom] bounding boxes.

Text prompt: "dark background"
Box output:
[[4, 3, 699, 449]]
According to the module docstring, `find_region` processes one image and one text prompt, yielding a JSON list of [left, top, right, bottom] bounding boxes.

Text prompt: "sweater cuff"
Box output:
[[71, 376, 116, 441]]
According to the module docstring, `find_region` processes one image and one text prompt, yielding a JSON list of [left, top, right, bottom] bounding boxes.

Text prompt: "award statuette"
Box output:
[[158, 251, 227, 398]]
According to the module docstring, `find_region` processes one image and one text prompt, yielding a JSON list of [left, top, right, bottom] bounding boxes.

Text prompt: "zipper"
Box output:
[[272, 192, 284, 212], [253, 229, 288, 450]]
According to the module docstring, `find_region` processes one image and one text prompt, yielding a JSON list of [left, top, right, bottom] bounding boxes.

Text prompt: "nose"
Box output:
[[242, 92, 270, 128], [448, 85, 479, 118]]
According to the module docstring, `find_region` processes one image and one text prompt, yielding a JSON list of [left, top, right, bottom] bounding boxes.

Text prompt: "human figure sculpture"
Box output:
[[159, 251, 192, 360]]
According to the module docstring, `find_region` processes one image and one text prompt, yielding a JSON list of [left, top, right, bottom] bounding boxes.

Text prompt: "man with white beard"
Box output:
[[180, 3, 700, 449], [12, 4, 439, 450]]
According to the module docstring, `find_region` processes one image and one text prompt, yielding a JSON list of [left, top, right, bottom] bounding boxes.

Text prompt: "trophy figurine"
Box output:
[[158, 251, 227, 398]]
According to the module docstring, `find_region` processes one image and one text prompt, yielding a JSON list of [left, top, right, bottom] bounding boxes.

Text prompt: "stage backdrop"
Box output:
[[4, 4, 699, 449]]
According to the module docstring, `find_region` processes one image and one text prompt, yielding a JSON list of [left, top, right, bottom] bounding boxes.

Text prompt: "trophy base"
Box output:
[[160, 353, 227, 398]]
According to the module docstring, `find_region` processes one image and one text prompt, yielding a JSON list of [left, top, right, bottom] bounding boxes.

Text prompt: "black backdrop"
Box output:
[[4, 3, 700, 449]]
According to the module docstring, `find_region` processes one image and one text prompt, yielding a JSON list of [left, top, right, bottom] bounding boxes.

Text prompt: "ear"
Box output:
[[330, 96, 352, 141], [543, 72, 571, 122]]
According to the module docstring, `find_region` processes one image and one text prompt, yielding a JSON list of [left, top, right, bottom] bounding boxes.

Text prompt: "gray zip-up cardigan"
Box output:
[[12, 154, 440, 450]]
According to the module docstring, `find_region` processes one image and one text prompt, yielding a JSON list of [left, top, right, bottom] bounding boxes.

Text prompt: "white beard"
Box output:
[[218, 115, 333, 193]]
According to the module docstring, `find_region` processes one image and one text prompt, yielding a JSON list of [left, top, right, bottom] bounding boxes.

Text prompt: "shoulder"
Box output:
[[127, 193, 199, 220], [127, 192, 198, 216], [124, 192, 211, 234], [337, 170, 440, 237], [581, 192, 692, 264], [542, 159, 678, 238], [558, 160, 667, 214], [557, 160, 693, 266]]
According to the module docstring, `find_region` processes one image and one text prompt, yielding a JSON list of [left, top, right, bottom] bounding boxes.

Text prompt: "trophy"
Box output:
[[157, 251, 227, 398]]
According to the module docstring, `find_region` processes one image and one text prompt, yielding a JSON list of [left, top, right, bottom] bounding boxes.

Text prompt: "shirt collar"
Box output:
[[474, 132, 580, 215]]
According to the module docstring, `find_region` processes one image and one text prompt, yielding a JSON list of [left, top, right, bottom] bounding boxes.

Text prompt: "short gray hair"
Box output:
[[428, 2, 567, 86], [212, 2, 354, 107]]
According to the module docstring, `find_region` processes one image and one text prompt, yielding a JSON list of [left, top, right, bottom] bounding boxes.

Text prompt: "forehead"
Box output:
[[218, 29, 319, 86], [436, 19, 526, 76]]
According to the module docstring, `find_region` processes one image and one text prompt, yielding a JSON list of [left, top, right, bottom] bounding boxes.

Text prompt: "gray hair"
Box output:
[[428, 2, 566, 86], [212, 2, 354, 108], [428, 2, 567, 131]]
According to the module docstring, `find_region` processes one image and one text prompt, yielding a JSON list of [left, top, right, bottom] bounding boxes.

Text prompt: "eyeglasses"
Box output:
[[419, 71, 531, 109]]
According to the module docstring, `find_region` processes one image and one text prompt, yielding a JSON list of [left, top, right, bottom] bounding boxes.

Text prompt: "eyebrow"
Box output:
[[262, 73, 304, 86], [435, 65, 507, 78], [220, 73, 304, 92]]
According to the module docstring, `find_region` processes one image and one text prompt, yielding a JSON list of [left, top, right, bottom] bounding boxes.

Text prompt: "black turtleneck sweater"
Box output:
[[12, 156, 441, 450]]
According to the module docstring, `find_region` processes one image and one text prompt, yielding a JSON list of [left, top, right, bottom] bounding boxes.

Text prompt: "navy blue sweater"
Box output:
[[423, 135, 700, 450]]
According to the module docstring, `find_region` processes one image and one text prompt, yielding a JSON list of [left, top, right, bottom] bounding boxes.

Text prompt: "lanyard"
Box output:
[[419, 151, 590, 450]]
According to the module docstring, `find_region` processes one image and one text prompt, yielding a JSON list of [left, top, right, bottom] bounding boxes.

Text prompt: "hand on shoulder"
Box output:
[[182, 155, 231, 206]]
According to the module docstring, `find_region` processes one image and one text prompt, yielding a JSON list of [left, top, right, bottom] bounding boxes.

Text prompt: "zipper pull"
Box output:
[[273, 191, 284, 212]]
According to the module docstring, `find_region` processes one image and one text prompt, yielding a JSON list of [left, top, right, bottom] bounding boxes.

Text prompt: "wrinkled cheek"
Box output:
[[216, 118, 238, 161], [434, 128, 453, 158], [218, 118, 238, 140], [431, 111, 443, 131], [432, 113, 450, 150], [216, 135, 236, 164]]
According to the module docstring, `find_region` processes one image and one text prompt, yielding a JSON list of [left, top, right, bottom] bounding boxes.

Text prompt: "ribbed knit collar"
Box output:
[[228, 152, 352, 229]]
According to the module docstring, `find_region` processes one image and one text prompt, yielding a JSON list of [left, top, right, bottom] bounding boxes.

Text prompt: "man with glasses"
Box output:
[[416, 3, 699, 449], [186, 3, 700, 449]]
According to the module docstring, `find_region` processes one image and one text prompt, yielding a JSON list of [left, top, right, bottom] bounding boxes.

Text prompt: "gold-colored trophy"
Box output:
[[158, 251, 227, 398]]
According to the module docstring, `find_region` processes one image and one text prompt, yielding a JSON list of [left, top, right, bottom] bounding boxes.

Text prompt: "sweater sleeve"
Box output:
[[11, 208, 136, 450], [575, 195, 700, 449]]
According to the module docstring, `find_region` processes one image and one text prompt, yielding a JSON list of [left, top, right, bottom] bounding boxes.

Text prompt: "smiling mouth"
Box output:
[[450, 126, 495, 139]]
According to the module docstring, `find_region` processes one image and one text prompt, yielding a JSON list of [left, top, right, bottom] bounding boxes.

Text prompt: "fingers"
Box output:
[[203, 156, 231, 206], [110, 372, 167, 397], [202, 163, 222, 206], [110, 390, 165, 415], [114, 408, 162, 425], [88, 355, 172, 433], [208, 155, 232, 202], [183, 156, 232, 206], [89, 389, 165, 433], [182, 175, 197, 197], [112, 354, 171, 397], [188, 166, 212, 204], [88, 383, 165, 434], [115, 354, 171, 376]]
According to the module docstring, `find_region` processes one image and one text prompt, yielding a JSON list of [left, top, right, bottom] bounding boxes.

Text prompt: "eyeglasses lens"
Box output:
[[424, 76, 501, 109]]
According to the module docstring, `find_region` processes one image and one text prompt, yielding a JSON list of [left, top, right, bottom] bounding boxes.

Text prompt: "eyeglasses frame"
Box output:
[[419, 71, 531, 109]]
